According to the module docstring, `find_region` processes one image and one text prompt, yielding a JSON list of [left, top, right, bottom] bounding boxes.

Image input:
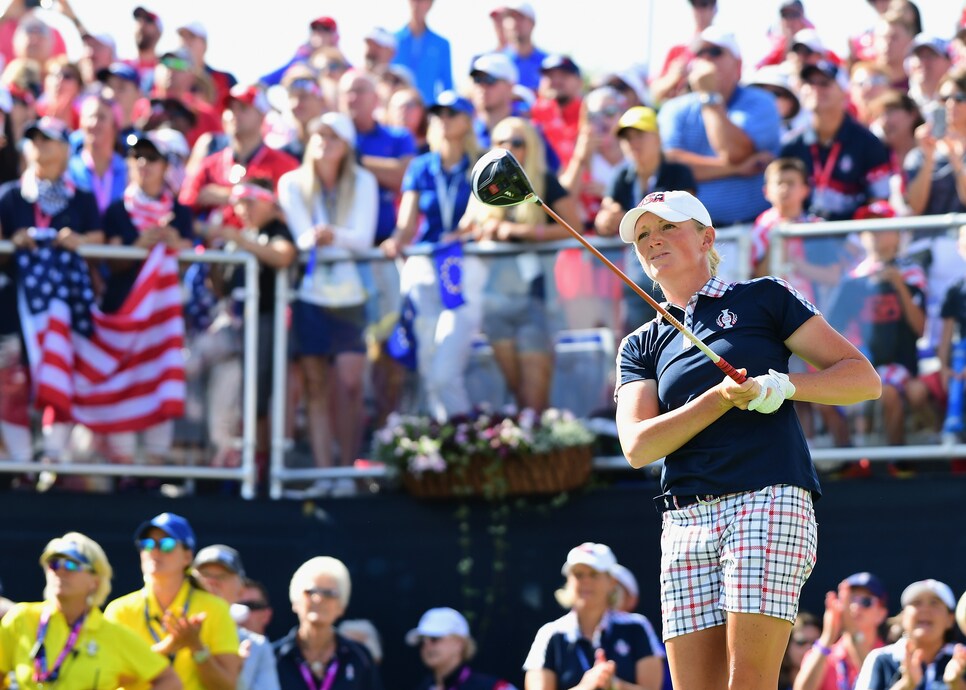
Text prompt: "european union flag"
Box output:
[[433, 241, 465, 309], [386, 294, 417, 370]]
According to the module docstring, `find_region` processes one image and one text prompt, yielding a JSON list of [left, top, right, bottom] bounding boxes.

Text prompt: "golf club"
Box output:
[[471, 148, 746, 384]]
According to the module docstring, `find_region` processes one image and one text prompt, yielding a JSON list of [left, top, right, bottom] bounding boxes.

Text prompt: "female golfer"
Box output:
[[613, 190, 881, 690]]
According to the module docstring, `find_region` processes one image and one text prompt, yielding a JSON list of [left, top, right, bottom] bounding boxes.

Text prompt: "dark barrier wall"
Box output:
[[1, 475, 964, 687]]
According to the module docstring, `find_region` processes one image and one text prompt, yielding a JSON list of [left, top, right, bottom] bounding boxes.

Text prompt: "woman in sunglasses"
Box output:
[[0, 532, 182, 689], [105, 512, 241, 690], [98, 131, 194, 481], [275, 556, 383, 690]]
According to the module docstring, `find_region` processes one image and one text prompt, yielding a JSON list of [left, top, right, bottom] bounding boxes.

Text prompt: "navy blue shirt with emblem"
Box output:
[[523, 609, 664, 687], [616, 276, 822, 497], [857, 639, 966, 690], [274, 628, 383, 690], [414, 663, 517, 690]]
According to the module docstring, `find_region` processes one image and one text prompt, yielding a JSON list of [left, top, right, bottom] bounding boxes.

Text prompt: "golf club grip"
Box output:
[[535, 200, 747, 385]]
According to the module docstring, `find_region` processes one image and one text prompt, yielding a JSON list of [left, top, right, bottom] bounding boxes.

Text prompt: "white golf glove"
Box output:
[[747, 369, 796, 414]]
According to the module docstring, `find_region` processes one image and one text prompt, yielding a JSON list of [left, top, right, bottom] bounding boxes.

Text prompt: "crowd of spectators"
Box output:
[[0, 0, 965, 493]]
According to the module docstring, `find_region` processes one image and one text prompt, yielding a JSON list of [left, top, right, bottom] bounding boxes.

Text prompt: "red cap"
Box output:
[[8, 83, 35, 106], [310, 16, 337, 32], [853, 201, 896, 220], [228, 84, 269, 114]]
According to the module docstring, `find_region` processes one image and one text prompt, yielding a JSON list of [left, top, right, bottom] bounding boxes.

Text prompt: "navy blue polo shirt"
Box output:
[[401, 151, 472, 243], [941, 277, 966, 336], [274, 628, 383, 690], [859, 640, 965, 689], [617, 276, 822, 497], [523, 610, 663, 687], [355, 122, 417, 245], [414, 664, 517, 690]]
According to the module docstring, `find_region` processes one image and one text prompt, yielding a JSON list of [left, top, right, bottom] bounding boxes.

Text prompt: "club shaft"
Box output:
[[535, 200, 746, 384]]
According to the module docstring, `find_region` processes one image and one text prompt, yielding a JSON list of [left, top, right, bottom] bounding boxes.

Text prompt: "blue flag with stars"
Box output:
[[433, 240, 465, 309], [386, 294, 417, 370], [17, 232, 95, 338]]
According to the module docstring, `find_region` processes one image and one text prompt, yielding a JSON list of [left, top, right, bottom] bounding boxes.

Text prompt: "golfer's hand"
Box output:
[[747, 369, 795, 414], [715, 369, 760, 409]]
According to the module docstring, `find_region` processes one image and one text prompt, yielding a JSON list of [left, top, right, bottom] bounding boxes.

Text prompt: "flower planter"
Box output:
[[402, 445, 593, 499]]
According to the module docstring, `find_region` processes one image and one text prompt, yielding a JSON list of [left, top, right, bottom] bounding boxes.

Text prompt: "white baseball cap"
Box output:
[[365, 26, 397, 50], [900, 579, 956, 610], [790, 28, 825, 55], [561, 542, 617, 575], [490, 2, 536, 21], [611, 563, 639, 598], [619, 190, 714, 243], [470, 52, 519, 85], [405, 607, 470, 645], [696, 26, 741, 60], [318, 111, 356, 145], [177, 21, 207, 41]]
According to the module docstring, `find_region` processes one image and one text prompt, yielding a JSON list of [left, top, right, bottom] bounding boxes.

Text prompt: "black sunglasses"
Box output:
[[495, 137, 526, 149], [781, 9, 803, 19], [696, 45, 724, 59], [238, 599, 270, 611], [472, 72, 498, 86], [941, 93, 966, 104], [850, 595, 877, 608], [691, 0, 715, 7], [128, 149, 164, 163]]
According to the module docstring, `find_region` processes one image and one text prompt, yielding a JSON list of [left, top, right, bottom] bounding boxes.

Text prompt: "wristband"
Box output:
[[812, 641, 832, 657]]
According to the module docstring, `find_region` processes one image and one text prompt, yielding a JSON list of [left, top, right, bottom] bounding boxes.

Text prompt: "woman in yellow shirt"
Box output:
[[0, 532, 181, 690]]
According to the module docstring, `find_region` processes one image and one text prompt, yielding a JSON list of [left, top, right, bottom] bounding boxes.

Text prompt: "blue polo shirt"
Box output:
[[401, 151, 471, 243], [523, 610, 664, 687], [616, 276, 822, 497], [355, 123, 417, 244], [502, 46, 548, 91], [392, 25, 453, 103], [658, 85, 781, 226], [858, 639, 965, 690]]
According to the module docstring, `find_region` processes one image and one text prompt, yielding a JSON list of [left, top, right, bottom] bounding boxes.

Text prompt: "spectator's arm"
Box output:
[[649, 54, 689, 106], [937, 318, 955, 388], [662, 149, 737, 181], [148, 667, 183, 690], [360, 154, 413, 192], [53, 0, 88, 37], [886, 273, 926, 337], [594, 197, 624, 237], [698, 98, 756, 165], [330, 171, 378, 252], [0, 0, 25, 23], [948, 138, 966, 207], [382, 190, 420, 257], [903, 138, 935, 215]]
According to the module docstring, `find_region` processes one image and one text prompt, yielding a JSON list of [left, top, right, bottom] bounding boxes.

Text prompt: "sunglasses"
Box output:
[[420, 636, 444, 644], [47, 557, 91, 573], [791, 636, 817, 646], [321, 62, 348, 74], [805, 78, 834, 88], [850, 595, 877, 608], [304, 587, 340, 600], [691, 0, 715, 7], [472, 73, 498, 86], [780, 9, 803, 19], [238, 599, 270, 611], [695, 45, 724, 59], [590, 105, 623, 119], [138, 537, 179, 553], [941, 93, 966, 104], [161, 57, 190, 72], [495, 137, 526, 149], [128, 150, 164, 163], [432, 107, 463, 118]]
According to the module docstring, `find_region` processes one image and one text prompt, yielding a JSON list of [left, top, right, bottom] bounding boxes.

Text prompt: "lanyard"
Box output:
[[441, 666, 472, 690], [143, 585, 195, 644], [32, 607, 86, 683], [35, 203, 52, 231], [299, 658, 340, 690], [82, 150, 115, 214], [432, 153, 466, 234], [809, 142, 842, 191]]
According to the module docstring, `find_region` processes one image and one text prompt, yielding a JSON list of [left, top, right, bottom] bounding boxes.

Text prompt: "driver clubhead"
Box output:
[[471, 148, 537, 208]]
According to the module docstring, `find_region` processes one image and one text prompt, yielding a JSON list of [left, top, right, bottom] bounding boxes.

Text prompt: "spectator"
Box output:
[[594, 105, 696, 331], [392, 0, 452, 103], [277, 112, 377, 480], [192, 544, 281, 690], [787, 30, 842, 81], [127, 5, 163, 91], [36, 56, 80, 129], [98, 131, 193, 475], [104, 512, 241, 690], [936, 224, 966, 393], [908, 35, 953, 114], [904, 69, 966, 217], [376, 64, 416, 118], [872, 9, 916, 91], [757, 0, 817, 70], [650, 0, 717, 106], [77, 32, 116, 88], [611, 563, 640, 614], [151, 48, 224, 146], [273, 556, 383, 690], [0, 87, 18, 183], [258, 15, 339, 88], [531, 54, 583, 167], [794, 573, 889, 690], [9, 13, 60, 76], [408, 607, 518, 690], [659, 26, 781, 226], [180, 84, 298, 226], [523, 543, 664, 690], [311, 45, 351, 112], [869, 91, 921, 209], [239, 578, 274, 637], [97, 62, 148, 145], [274, 65, 328, 170], [850, 61, 892, 127], [750, 64, 809, 145], [67, 95, 127, 216], [381, 91, 483, 421], [855, 579, 964, 690], [780, 61, 891, 221], [3, 117, 102, 466], [5, 80, 37, 150], [176, 21, 237, 110], [781, 613, 822, 690], [363, 27, 397, 77], [469, 52, 519, 148], [827, 202, 929, 449], [459, 117, 581, 412], [492, 2, 546, 92], [0, 532, 181, 689], [848, 0, 892, 65], [386, 86, 428, 154], [600, 68, 650, 109]]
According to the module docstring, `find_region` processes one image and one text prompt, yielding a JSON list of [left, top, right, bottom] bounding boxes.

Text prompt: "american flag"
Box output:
[[16, 233, 186, 433]]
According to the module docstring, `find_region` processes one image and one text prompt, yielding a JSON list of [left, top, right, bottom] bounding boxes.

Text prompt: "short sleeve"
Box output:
[[615, 329, 655, 398], [735, 88, 782, 154], [112, 621, 170, 683], [941, 279, 965, 319], [401, 155, 424, 193], [657, 98, 685, 151], [200, 595, 241, 656], [522, 623, 552, 671], [760, 277, 820, 339]]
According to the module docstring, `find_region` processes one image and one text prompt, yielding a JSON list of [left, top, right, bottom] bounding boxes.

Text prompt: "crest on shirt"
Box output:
[[840, 155, 853, 173], [614, 638, 630, 657], [717, 309, 738, 329]]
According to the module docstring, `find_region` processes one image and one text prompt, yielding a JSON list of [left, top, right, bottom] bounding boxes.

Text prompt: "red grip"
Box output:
[[715, 358, 746, 384]]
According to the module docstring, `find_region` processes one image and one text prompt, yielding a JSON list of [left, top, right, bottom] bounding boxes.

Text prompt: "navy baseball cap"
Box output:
[[135, 512, 196, 551], [845, 572, 887, 602], [192, 544, 245, 576], [541, 54, 581, 76], [24, 117, 71, 144], [428, 90, 474, 117], [97, 62, 139, 85]]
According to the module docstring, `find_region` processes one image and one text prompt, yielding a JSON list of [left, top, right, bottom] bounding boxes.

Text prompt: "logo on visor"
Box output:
[[640, 191, 665, 206], [717, 309, 738, 329]]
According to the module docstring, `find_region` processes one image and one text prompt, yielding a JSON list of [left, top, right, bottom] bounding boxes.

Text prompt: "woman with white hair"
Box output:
[[409, 606, 517, 690], [278, 112, 378, 475], [523, 543, 665, 690], [274, 556, 383, 690], [0, 532, 182, 689]]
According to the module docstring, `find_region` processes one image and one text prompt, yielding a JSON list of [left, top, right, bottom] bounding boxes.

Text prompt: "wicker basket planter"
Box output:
[[401, 445, 593, 499]]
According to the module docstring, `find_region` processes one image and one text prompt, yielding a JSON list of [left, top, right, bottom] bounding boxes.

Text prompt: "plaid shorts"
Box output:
[[659, 484, 817, 640]]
